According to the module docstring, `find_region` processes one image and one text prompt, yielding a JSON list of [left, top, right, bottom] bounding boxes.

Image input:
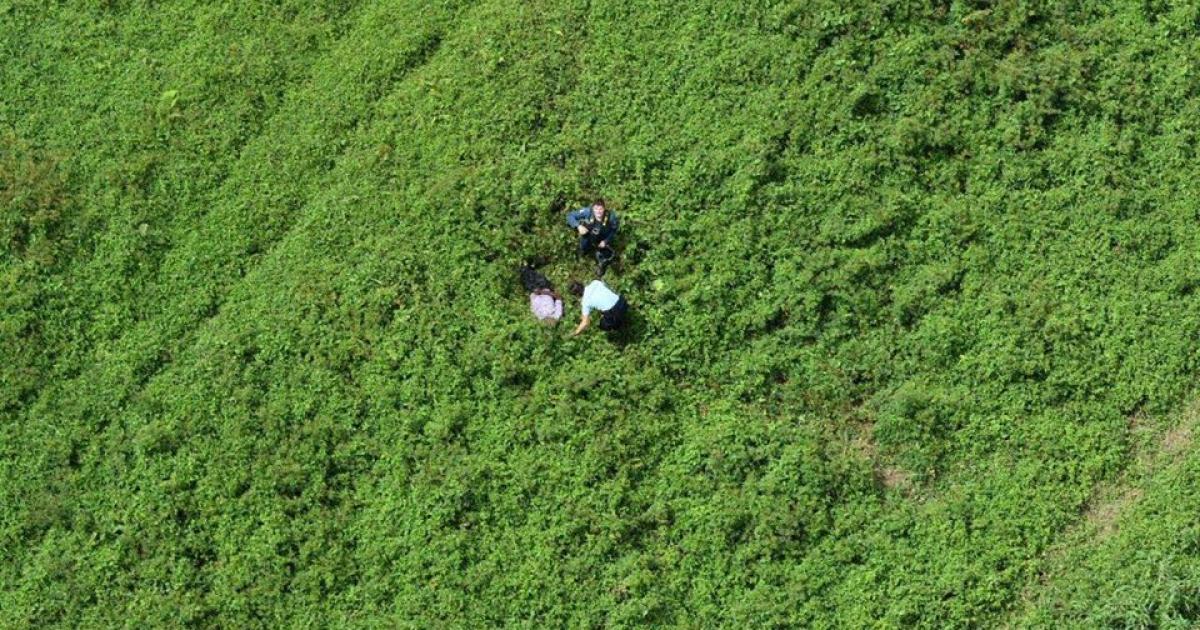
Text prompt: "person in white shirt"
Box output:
[[569, 279, 628, 336]]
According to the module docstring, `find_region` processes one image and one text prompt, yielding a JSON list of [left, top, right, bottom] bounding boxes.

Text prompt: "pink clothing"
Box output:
[[530, 293, 563, 322]]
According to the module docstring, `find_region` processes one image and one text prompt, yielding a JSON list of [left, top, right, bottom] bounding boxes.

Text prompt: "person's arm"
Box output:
[[571, 313, 591, 336], [566, 207, 588, 229], [551, 295, 563, 323]]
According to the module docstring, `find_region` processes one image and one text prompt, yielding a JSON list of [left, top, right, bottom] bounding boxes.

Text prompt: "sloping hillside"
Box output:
[[5, 1, 1200, 626]]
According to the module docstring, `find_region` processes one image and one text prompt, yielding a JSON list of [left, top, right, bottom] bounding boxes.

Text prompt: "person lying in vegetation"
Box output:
[[566, 198, 619, 264], [521, 263, 562, 324], [569, 279, 628, 336], [530, 288, 562, 324]]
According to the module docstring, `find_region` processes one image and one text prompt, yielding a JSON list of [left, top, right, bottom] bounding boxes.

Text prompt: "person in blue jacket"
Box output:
[[566, 198, 619, 269]]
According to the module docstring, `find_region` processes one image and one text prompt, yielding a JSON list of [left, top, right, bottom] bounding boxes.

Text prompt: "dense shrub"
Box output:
[[5, 0, 1200, 626]]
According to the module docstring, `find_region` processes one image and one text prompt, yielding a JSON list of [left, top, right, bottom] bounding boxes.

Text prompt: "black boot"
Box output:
[[596, 246, 614, 276]]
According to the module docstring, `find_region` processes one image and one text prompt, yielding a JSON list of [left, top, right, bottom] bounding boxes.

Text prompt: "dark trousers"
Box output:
[[599, 297, 629, 331], [520, 265, 551, 292], [579, 233, 604, 256]]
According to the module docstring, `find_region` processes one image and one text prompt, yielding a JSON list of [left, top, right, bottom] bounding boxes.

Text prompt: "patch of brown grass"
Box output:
[[878, 465, 911, 492], [841, 419, 914, 494], [1081, 487, 1144, 539]]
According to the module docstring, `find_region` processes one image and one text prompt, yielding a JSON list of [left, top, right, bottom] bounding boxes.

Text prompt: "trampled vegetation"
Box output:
[[5, 0, 1200, 626]]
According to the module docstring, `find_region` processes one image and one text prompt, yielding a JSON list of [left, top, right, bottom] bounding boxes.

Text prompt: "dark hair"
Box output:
[[593, 197, 606, 210], [569, 281, 584, 297]]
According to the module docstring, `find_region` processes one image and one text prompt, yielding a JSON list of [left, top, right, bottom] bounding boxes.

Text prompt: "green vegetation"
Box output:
[[1017, 402, 1200, 627], [5, 0, 1200, 626]]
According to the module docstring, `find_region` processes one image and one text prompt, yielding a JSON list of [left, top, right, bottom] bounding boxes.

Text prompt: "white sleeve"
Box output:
[[580, 285, 593, 317]]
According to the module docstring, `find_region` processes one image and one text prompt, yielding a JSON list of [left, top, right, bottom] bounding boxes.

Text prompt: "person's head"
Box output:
[[569, 281, 584, 297], [591, 198, 606, 221]]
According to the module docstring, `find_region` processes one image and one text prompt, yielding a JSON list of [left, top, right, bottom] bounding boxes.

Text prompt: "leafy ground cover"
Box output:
[[5, 0, 1200, 626]]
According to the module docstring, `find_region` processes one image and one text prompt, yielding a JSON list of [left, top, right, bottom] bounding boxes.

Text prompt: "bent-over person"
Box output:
[[569, 279, 628, 336]]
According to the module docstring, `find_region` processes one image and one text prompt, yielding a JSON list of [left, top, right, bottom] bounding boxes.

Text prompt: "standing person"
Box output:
[[521, 263, 563, 324], [569, 279, 629, 336], [566, 199, 619, 271]]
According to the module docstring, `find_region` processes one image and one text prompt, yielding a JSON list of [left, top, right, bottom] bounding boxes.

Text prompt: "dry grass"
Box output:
[[1007, 397, 1200, 624]]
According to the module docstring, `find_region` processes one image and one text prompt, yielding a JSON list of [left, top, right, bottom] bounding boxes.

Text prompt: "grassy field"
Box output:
[[5, 0, 1200, 626]]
